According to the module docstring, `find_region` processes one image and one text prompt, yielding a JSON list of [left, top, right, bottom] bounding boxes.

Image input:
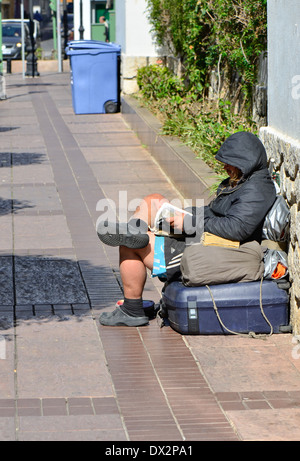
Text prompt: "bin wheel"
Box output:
[[104, 100, 118, 114]]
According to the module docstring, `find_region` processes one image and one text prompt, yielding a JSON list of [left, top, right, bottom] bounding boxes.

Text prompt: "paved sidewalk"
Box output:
[[0, 72, 300, 442]]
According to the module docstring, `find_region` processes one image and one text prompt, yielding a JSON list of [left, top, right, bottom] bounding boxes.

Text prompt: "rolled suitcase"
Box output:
[[161, 280, 289, 335]]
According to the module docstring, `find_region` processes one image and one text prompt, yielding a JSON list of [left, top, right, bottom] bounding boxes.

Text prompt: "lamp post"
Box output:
[[25, 0, 39, 76], [0, 0, 7, 99], [50, 0, 57, 56], [56, 0, 62, 72], [0, 0, 3, 75], [79, 0, 84, 39]]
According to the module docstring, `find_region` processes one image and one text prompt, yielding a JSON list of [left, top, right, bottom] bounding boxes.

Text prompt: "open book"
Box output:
[[150, 202, 192, 236]]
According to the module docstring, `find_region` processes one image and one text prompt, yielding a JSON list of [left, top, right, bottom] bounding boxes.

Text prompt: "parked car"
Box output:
[[1, 20, 30, 60], [1, 19, 40, 60]]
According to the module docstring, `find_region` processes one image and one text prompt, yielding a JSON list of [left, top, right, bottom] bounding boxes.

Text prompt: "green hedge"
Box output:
[[146, 0, 267, 100], [136, 1, 266, 185], [137, 64, 256, 184]]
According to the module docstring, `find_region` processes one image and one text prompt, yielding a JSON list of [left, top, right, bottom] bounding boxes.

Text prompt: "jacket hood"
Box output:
[[215, 132, 268, 177]]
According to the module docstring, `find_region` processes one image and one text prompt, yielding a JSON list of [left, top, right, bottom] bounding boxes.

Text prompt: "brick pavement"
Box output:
[[0, 72, 300, 442]]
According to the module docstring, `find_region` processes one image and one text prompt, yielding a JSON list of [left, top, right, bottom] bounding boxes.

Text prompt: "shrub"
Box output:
[[137, 64, 256, 184]]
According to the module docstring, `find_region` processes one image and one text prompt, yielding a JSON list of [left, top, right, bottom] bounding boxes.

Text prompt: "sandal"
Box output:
[[97, 222, 149, 249]]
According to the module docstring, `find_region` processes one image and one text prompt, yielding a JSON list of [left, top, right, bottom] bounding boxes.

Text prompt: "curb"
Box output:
[[121, 95, 217, 204]]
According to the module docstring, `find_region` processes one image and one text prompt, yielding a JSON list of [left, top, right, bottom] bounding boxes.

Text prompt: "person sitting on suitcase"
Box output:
[[96, 131, 276, 327]]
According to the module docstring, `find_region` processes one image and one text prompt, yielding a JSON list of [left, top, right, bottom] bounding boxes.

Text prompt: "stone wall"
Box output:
[[121, 56, 158, 95], [260, 127, 300, 334]]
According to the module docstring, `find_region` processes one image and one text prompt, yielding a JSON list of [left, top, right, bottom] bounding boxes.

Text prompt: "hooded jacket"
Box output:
[[184, 132, 276, 243]]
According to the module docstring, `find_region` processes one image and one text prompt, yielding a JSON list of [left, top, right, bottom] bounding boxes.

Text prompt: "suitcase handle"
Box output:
[[205, 277, 274, 339]]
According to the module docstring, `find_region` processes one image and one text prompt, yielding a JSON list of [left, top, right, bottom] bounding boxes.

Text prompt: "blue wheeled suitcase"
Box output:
[[161, 280, 289, 335]]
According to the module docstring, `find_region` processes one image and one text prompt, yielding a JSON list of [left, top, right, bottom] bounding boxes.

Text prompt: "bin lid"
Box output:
[[66, 40, 121, 55]]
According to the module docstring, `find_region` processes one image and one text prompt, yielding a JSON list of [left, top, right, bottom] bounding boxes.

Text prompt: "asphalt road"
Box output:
[[40, 19, 69, 58]]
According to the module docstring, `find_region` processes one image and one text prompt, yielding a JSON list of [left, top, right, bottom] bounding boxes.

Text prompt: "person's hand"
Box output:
[[166, 212, 185, 232]]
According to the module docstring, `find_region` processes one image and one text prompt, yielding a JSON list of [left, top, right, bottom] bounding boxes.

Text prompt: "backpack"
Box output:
[[261, 194, 290, 282], [262, 195, 290, 242]]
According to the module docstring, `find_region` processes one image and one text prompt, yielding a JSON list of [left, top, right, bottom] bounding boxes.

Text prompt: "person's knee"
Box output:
[[144, 193, 169, 211], [141, 193, 168, 209], [133, 194, 169, 225], [143, 193, 167, 202], [144, 194, 168, 225]]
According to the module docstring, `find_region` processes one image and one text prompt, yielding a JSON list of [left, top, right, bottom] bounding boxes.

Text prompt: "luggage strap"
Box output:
[[205, 277, 274, 339]]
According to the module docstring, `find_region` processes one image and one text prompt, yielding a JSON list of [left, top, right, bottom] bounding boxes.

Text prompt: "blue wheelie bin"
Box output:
[[66, 40, 121, 114]]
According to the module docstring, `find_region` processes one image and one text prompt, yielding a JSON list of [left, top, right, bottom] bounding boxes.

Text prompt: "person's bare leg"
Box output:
[[98, 194, 167, 326], [99, 233, 156, 326], [119, 232, 155, 299]]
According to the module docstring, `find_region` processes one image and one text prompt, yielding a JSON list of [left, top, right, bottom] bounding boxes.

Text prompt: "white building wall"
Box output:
[[115, 0, 157, 56], [115, 0, 126, 50], [267, 0, 300, 139], [115, 0, 159, 93], [74, 0, 91, 41]]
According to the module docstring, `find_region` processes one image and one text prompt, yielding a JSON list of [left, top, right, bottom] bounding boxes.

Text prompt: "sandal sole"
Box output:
[[97, 231, 149, 249]]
